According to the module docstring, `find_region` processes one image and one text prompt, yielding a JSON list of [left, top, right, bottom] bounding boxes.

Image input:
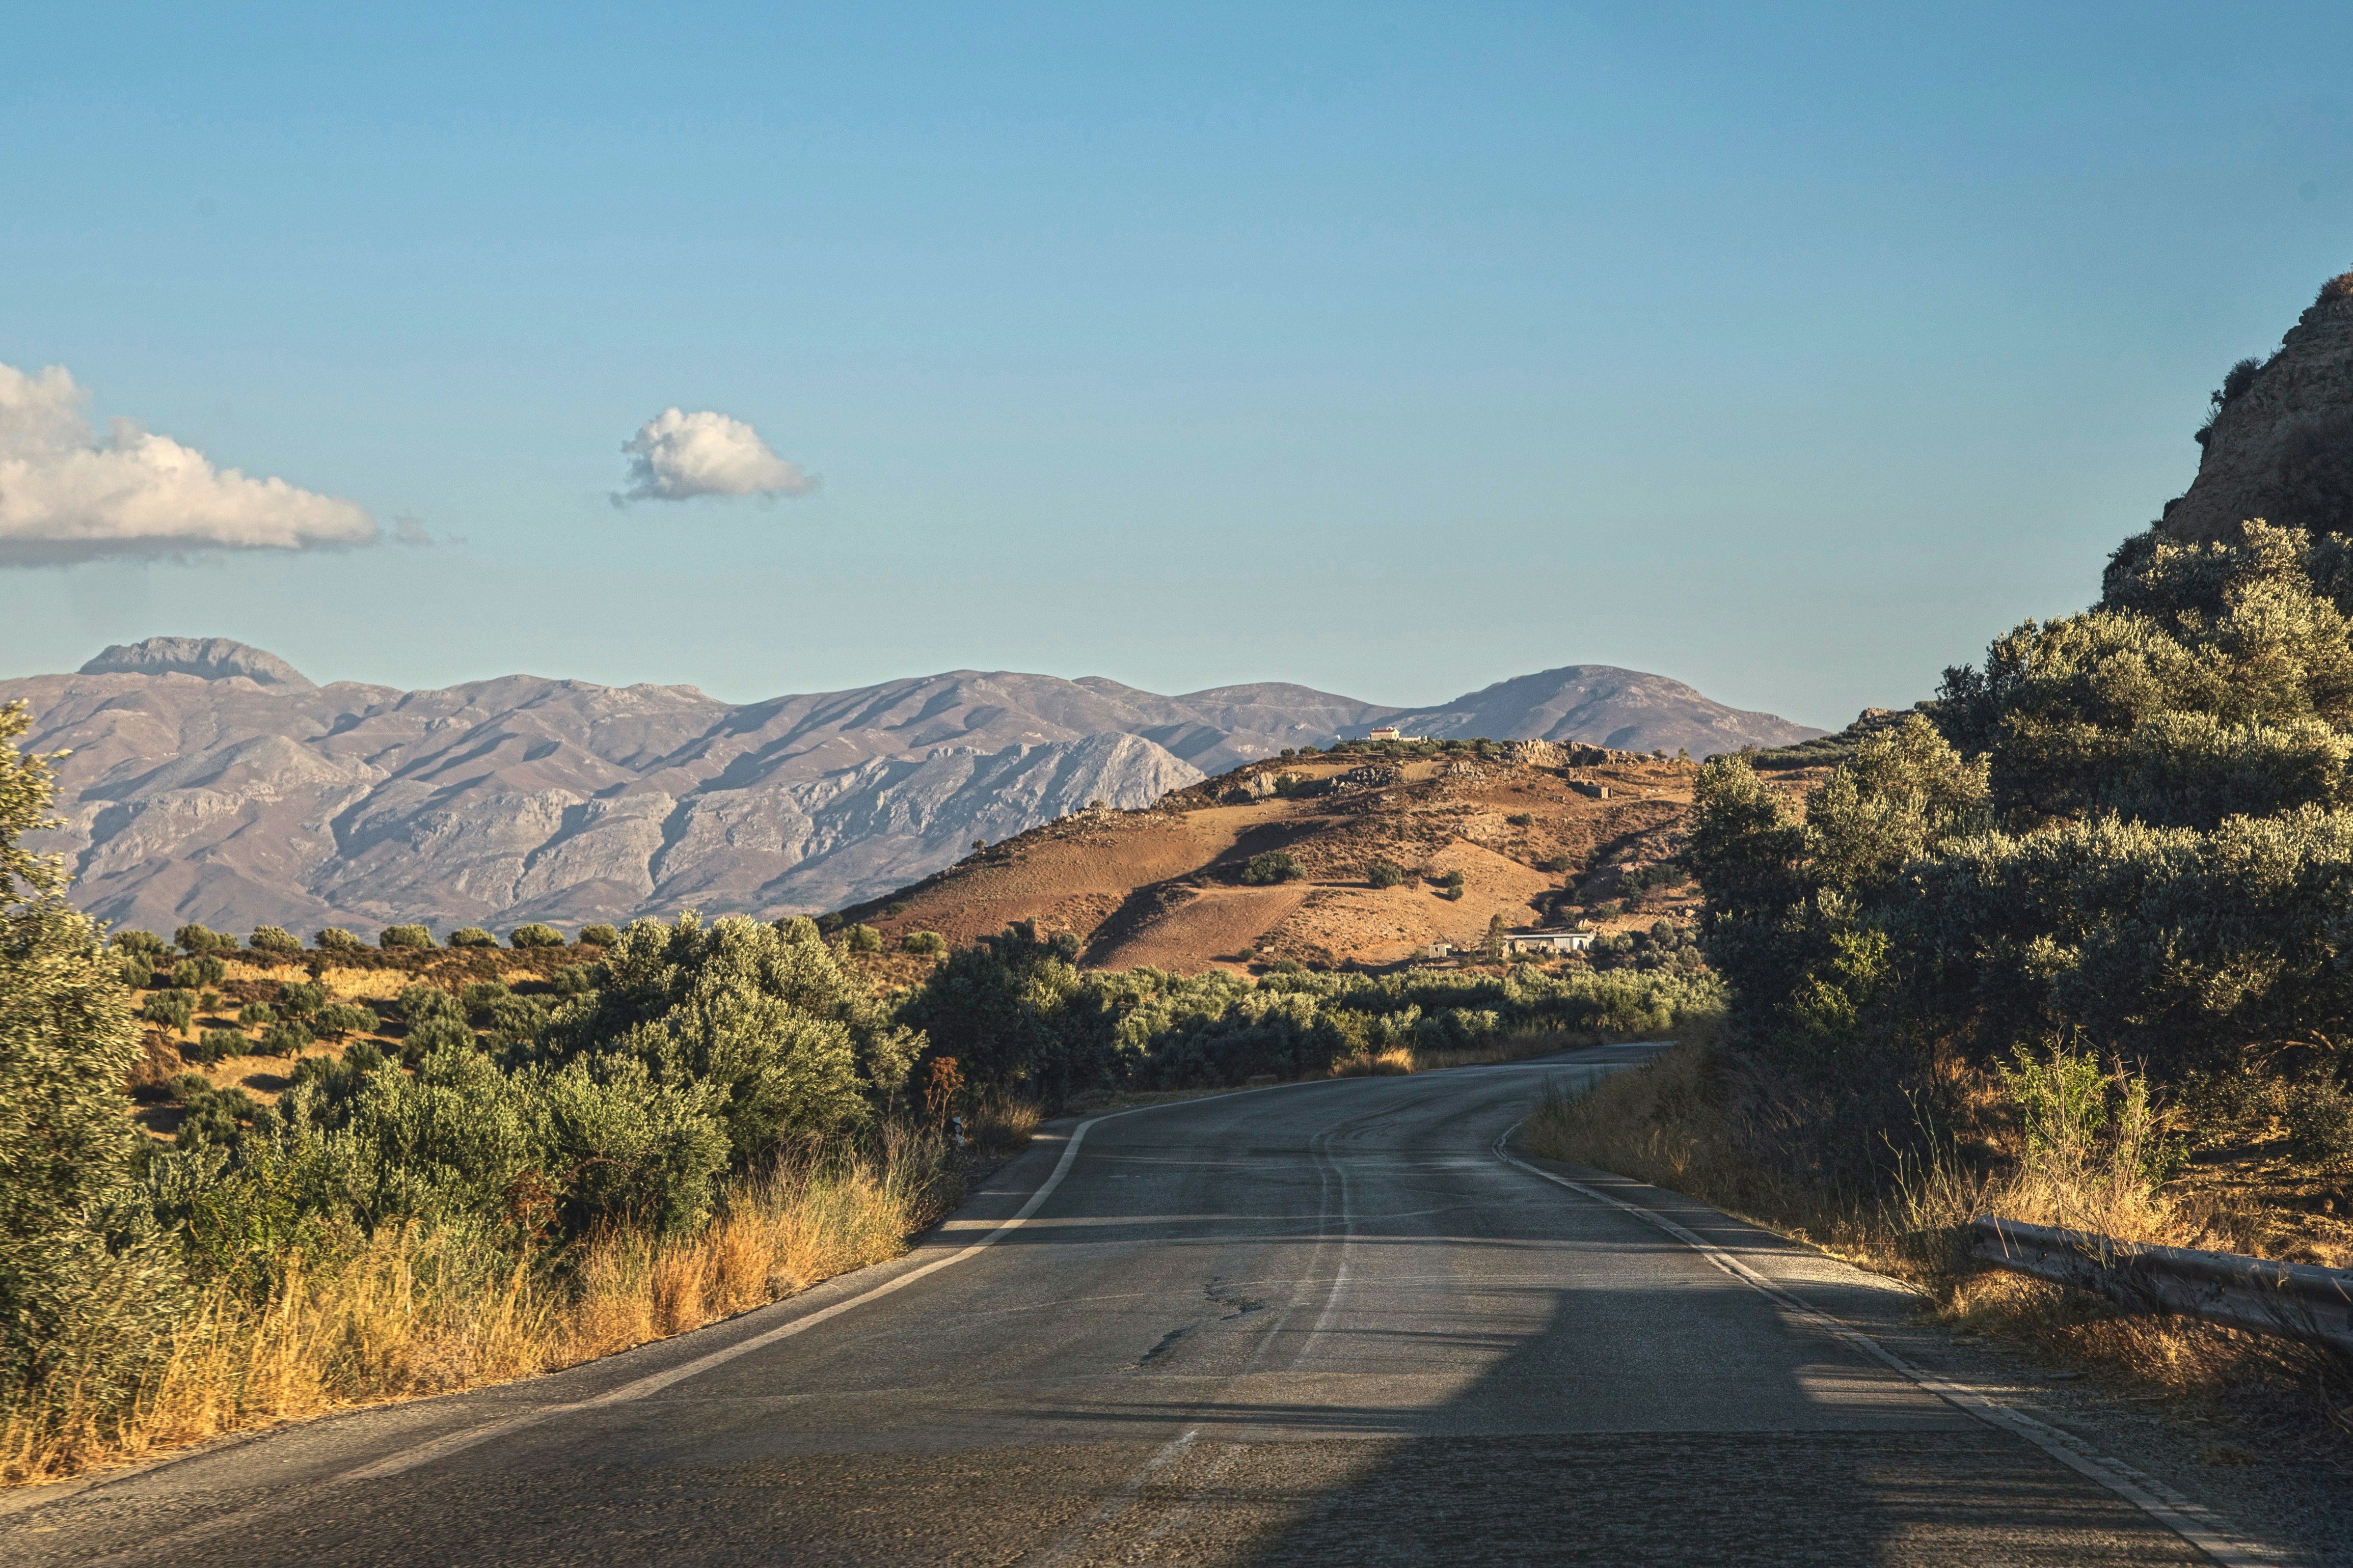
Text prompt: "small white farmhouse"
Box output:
[[1503, 928, 1597, 954]]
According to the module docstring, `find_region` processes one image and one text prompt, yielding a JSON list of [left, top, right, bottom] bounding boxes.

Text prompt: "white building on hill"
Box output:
[[1504, 928, 1597, 954]]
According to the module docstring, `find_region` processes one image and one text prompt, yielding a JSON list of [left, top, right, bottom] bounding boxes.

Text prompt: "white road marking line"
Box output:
[[1301, 1126, 1356, 1359], [1493, 1125, 2280, 1568], [1021, 1426, 1203, 1567]]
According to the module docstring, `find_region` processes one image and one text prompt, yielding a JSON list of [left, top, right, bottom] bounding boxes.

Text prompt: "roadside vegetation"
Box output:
[[897, 918, 1721, 1104], [1529, 518, 2353, 1435], [0, 686, 1718, 1486]]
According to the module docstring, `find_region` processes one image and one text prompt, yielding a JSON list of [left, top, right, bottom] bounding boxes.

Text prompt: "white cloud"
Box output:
[[0, 362, 377, 567], [617, 407, 814, 503]]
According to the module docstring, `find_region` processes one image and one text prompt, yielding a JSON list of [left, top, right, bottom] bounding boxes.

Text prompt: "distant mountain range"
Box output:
[[1, 638, 1821, 936]]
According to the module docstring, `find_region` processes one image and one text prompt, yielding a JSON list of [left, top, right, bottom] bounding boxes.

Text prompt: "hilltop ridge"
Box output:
[[0, 639, 1821, 936]]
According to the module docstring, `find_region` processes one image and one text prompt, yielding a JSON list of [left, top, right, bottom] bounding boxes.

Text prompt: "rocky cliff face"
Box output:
[[0, 640, 1818, 936], [2161, 274, 2353, 545]]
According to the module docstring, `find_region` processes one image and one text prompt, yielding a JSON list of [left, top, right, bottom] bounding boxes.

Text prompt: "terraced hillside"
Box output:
[[847, 742, 1808, 972]]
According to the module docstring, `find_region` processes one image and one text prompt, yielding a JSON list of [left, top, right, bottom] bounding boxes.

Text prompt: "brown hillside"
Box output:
[[846, 744, 1818, 973]]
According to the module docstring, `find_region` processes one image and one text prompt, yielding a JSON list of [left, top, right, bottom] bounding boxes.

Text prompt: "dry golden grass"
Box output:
[[965, 1095, 1043, 1160], [1521, 1039, 2353, 1432], [1329, 1046, 1417, 1078], [309, 967, 420, 1002], [0, 1129, 961, 1486]]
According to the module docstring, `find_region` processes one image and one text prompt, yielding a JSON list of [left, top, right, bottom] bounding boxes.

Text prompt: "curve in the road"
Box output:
[[7, 1046, 2267, 1566]]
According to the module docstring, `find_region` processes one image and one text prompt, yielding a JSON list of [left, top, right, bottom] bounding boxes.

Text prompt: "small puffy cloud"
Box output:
[[617, 407, 814, 503], [0, 362, 376, 567]]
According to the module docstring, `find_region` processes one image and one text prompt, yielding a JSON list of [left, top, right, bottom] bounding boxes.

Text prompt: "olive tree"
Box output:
[[0, 703, 184, 1423]]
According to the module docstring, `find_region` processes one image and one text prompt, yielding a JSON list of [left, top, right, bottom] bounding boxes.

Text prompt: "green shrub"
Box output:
[[398, 1014, 474, 1068], [1366, 861, 1405, 889], [276, 981, 326, 1019], [482, 995, 550, 1047], [0, 701, 184, 1427], [173, 923, 226, 954], [398, 984, 464, 1028], [167, 958, 203, 989], [258, 1021, 314, 1057], [901, 930, 949, 956], [1239, 850, 1302, 886], [844, 923, 883, 953], [380, 924, 435, 950], [535, 914, 875, 1159], [118, 953, 153, 990], [1505, 812, 1535, 827], [1438, 869, 1466, 889], [195, 1028, 248, 1063], [460, 979, 510, 1015], [509, 923, 564, 949], [312, 1003, 378, 1038], [2285, 1074, 2353, 1164], [1536, 856, 1573, 873], [237, 1002, 276, 1028], [165, 1073, 255, 1151], [313, 927, 362, 952], [447, 927, 497, 948], [884, 902, 909, 917], [140, 991, 196, 1034], [577, 924, 619, 948], [247, 926, 301, 954], [552, 963, 599, 997], [111, 928, 167, 956]]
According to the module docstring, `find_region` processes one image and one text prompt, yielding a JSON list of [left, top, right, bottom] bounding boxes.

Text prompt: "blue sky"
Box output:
[[4, 3, 2350, 729]]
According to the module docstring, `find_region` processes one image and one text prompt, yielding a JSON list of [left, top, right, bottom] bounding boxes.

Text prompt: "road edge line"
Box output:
[[1492, 1124, 2277, 1568], [334, 1067, 1385, 1484]]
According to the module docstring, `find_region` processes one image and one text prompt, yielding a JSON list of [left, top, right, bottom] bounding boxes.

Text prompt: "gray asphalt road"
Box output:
[[11, 1046, 2233, 1565]]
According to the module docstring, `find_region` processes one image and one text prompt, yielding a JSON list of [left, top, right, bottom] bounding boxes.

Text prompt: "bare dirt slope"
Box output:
[[851, 744, 1748, 972]]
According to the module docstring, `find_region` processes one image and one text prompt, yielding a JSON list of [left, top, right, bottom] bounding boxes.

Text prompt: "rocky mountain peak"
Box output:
[[2160, 272, 2353, 545], [78, 637, 315, 690]]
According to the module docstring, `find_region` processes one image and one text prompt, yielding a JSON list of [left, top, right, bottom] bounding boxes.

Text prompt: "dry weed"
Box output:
[[1330, 1046, 1417, 1078], [965, 1096, 1042, 1160], [1522, 1040, 2353, 1437], [0, 1132, 958, 1485]]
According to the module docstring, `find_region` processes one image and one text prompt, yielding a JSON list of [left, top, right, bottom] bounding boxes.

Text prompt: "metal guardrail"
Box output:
[[1969, 1215, 2353, 1356]]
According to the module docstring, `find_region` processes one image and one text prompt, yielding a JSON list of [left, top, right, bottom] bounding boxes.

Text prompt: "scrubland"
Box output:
[[1524, 1037, 2353, 1437], [4, 1138, 956, 1483]]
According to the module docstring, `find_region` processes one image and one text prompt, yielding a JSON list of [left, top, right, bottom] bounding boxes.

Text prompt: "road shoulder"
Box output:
[[1506, 1140, 2346, 1567]]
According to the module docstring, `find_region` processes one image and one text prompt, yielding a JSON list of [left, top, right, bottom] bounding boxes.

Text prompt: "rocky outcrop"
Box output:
[[2161, 274, 2353, 545], [80, 636, 316, 689]]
